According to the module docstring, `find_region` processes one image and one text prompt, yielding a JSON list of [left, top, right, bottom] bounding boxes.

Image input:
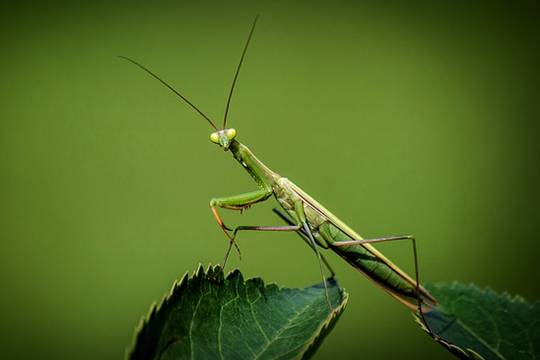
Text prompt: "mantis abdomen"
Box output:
[[319, 222, 437, 311]]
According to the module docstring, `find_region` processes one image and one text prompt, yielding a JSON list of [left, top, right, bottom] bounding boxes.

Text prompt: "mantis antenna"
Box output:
[[222, 15, 259, 129], [119, 55, 218, 130]]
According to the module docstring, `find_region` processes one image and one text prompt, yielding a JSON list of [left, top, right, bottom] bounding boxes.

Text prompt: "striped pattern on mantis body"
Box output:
[[120, 15, 437, 318]]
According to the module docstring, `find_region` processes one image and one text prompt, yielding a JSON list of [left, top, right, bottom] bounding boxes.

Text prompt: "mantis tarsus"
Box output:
[[121, 15, 437, 336]]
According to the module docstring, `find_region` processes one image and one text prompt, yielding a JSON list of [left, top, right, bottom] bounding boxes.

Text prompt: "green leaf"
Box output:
[[128, 265, 348, 360], [415, 282, 540, 360]]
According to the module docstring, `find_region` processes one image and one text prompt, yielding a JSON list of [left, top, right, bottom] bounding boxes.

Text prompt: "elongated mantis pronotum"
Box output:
[[121, 15, 437, 332]]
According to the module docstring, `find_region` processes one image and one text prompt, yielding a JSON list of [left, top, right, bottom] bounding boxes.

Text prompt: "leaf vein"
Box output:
[[189, 290, 210, 360], [452, 318, 506, 360], [249, 292, 269, 343], [253, 298, 318, 359], [218, 277, 241, 359]]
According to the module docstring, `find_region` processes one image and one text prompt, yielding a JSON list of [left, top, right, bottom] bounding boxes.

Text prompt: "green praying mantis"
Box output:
[[121, 15, 437, 334]]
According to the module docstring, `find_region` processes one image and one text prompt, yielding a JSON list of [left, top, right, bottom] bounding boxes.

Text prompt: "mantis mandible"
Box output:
[[121, 15, 437, 328]]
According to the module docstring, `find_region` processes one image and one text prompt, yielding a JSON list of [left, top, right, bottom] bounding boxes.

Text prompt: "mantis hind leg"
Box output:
[[331, 235, 436, 338]]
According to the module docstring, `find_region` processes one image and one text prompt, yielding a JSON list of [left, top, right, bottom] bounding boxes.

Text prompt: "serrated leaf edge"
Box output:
[[428, 282, 539, 310], [300, 286, 349, 359], [413, 313, 485, 360], [125, 264, 349, 359]]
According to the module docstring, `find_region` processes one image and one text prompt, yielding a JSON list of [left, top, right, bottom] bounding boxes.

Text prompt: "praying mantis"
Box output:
[[121, 15, 437, 326]]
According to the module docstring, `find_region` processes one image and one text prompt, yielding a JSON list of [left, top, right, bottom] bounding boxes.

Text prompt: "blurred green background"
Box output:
[[1, 0, 539, 359]]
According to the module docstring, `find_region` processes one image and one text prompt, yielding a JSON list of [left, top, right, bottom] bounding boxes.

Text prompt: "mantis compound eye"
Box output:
[[226, 128, 237, 140], [210, 132, 220, 144]]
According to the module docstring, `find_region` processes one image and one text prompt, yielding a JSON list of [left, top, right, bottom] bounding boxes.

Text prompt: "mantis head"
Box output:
[[210, 128, 237, 151], [120, 16, 258, 153]]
